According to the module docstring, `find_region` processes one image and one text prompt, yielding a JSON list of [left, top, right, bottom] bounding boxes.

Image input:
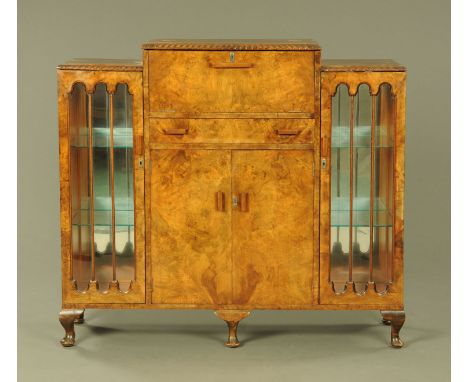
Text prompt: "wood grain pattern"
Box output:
[[319, 69, 406, 305], [58, 68, 145, 304], [312, 50, 322, 304], [150, 149, 232, 304], [150, 119, 315, 145], [149, 112, 314, 119], [148, 51, 315, 113], [142, 39, 321, 51], [322, 59, 406, 72], [58, 59, 142, 72], [62, 302, 404, 310], [232, 150, 315, 305]]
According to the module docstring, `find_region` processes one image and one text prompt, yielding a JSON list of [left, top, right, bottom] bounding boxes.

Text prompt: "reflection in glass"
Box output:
[[352, 84, 371, 293], [113, 84, 135, 291], [69, 82, 136, 293], [373, 84, 394, 292], [69, 83, 91, 291], [330, 84, 350, 293], [329, 82, 395, 294], [92, 83, 112, 291]]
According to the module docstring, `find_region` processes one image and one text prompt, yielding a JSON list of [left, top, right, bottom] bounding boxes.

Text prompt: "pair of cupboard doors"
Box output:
[[150, 148, 316, 307]]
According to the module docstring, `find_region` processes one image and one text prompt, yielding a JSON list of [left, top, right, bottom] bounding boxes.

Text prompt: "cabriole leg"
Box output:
[[215, 310, 250, 348], [59, 309, 84, 347], [381, 310, 391, 326], [381, 310, 405, 348], [74, 309, 85, 324]]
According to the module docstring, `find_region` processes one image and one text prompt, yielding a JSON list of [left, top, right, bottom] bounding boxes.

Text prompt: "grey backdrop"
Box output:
[[18, 0, 450, 381]]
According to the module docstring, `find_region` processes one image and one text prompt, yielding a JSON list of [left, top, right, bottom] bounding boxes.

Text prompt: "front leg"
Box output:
[[215, 310, 250, 348], [74, 309, 85, 324], [381, 310, 406, 348], [59, 309, 84, 347]]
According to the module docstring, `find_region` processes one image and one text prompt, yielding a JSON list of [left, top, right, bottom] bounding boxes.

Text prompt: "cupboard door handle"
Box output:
[[215, 191, 225, 212], [275, 129, 300, 136], [163, 128, 188, 135], [209, 62, 254, 69], [238, 192, 249, 212]]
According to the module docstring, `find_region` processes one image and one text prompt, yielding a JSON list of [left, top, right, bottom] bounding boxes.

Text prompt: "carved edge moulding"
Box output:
[[57, 40, 406, 349]]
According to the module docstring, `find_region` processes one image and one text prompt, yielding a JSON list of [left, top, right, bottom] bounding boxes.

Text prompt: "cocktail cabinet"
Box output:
[[57, 39, 406, 348]]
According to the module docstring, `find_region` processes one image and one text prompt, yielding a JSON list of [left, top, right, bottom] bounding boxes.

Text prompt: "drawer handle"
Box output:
[[215, 191, 226, 212], [163, 128, 188, 135], [209, 62, 254, 69], [275, 129, 301, 136]]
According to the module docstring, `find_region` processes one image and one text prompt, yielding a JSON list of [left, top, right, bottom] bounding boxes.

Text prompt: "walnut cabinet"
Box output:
[[57, 40, 406, 348]]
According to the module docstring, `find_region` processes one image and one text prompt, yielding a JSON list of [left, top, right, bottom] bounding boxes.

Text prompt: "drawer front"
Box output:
[[148, 51, 315, 113], [150, 119, 315, 145]]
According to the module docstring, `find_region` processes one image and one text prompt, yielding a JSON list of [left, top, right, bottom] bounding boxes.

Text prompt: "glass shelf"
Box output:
[[331, 197, 392, 227], [72, 210, 134, 227], [71, 127, 133, 148], [331, 125, 390, 148]]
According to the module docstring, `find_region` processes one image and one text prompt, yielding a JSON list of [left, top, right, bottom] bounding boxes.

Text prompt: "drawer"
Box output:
[[150, 119, 314, 145], [148, 51, 315, 114]]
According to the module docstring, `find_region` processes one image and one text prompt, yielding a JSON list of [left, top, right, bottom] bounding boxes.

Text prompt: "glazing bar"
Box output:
[[369, 95, 376, 282], [87, 93, 95, 280], [109, 93, 117, 281], [390, 95, 398, 283], [348, 95, 355, 283]]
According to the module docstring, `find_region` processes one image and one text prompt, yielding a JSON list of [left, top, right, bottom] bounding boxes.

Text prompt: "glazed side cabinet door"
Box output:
[[232, 150, 315, 306], [58, 69, 145, 304], [320, 71, 406, 305], [150, 149, 232, 305]]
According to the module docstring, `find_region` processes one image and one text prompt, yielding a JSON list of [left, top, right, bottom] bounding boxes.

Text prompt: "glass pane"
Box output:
[[113, 84, 135, 290], [69, 83, 91, 291], [330, 84, 351, 291], [92, 83, 112, 290], [352, 84, 372, 291], [373, 83, 394, 291]]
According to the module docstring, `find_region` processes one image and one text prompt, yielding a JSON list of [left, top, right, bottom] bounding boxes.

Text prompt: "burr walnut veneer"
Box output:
[[57, 40, 406, 348]]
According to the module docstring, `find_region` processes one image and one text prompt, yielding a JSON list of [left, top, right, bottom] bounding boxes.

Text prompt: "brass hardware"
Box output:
[[215, 191, 226, 212], [138, 157, 144, 169], [230, 52, 235, 63], [163, 128, 188, 135], [321, 158, 327, 169], [232, 195, 238, 209]]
